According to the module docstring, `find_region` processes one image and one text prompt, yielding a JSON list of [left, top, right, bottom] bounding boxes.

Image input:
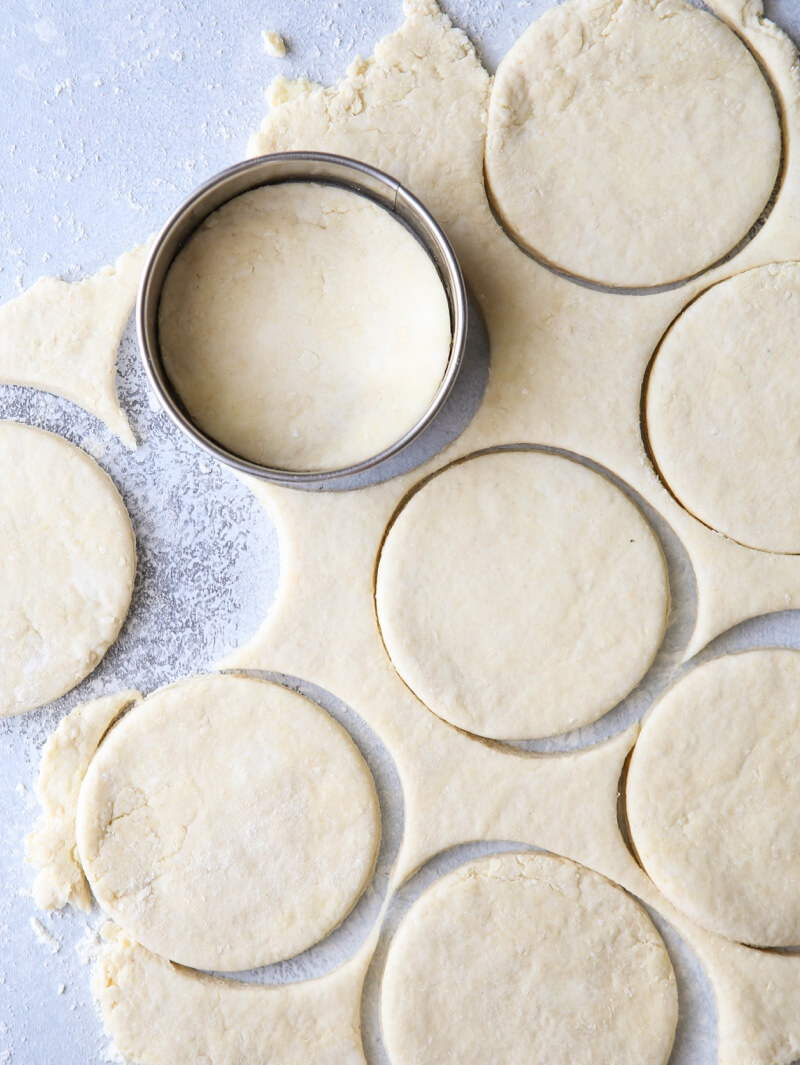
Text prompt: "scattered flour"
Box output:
[[30, 916, 61, 954]]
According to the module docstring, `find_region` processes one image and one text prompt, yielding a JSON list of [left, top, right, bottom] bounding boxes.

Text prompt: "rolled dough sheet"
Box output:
[[381, 852, 678, 1065], [376, 449, 668, 740], [159, 182, 452, 472], [484, 0, 781, 288], [0, 243, 148, 447], [28, 0, 800, 1063], [0, 421, 136, 717], [626, 648, 800, 948], [26, 690, 142, 911], [225, 1, 800, 1062], [76, 674, 381, 971], [645, 262, 800, 553]]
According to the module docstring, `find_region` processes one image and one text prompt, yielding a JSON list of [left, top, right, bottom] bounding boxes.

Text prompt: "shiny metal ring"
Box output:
[[137, 151, 468, 485]]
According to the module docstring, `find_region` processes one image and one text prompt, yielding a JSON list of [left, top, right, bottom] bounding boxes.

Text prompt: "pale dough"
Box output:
[[381, 852, 678, 1065], [0, 244, 148, 446], [0, 422, 136, 717], [261, 30, 286, 57], [159, 182, 452, 472], [627, 649, 800, 947], [26, 690, 141, 911], [93, 924, 367, 1065], [25, 0, 800, 1062], [76, 674, 381, 971], [376, 450, 669, 739], [485, 0, 781, 288], [645, 262, 800, 553]]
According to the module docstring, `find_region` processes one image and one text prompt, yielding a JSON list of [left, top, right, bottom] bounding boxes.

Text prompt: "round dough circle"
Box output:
[[0, 422, 135, 717], [381, 852, 678, 1065], [76, 674, 381, 970], [485, 0, 781, 288], [627, 649, 800, 947], [645, 262, 800, 553], [159, 182, 452, 473], [375, 450, 669, 740]]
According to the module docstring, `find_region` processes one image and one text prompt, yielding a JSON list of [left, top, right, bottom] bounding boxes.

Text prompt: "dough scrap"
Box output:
[[93, 923, 367, 1065], [627, 648, 800, 947], [76, 674, 381, 971], [0, 244, 148, 447], [381, 852, 678, 1065], [25, 690, 141, 911], [485, 0, 781, 288], [0, 422, 136, 717], [645, 262, 800, 553], [376, 450, 669, 739], [261, 30, 286, 57], [159, 182, 451, 472]]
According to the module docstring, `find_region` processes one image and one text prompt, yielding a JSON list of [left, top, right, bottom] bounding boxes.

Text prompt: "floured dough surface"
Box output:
[[376, 450, 669, 739], [645, 262, 800, 553], [75, 674, 381, 971], [0, 422, 136, 716], [485, 0, 781, 287], [381, 852, 678, 1065], [0, 244, 147, 447], [627, 649, 800, 947], [159, 181, 452, 472], [26, 690, 141, 911]]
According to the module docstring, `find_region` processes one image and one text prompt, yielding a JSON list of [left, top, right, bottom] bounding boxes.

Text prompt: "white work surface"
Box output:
[[1, 1, 800, 1063]]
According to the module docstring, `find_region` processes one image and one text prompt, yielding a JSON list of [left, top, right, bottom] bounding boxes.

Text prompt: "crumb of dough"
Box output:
[[262, 30, 287, 57]]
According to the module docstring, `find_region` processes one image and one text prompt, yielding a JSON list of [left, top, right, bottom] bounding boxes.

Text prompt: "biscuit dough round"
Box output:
[[159, 182, 452, 472], [645, 262, 800, 553], [375, 450, 669, 740], [485, 0, 781, 288], [627, 649, 800, 947], [0, 422, 135, 717], [76, 674, 381, 971], [381, 852, 678, 1065]]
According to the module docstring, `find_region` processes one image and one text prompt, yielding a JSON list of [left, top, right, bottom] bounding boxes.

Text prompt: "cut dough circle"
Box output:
[[485, 0, 781, 288], [627, 649, 800, 947], [0, 422, 135, 717], [381, 852, 678, 1065], [375, 450, 669, 740], [75, 674, 381, 971], [645, 262, 800, 553], [159, 182, 452, 473]]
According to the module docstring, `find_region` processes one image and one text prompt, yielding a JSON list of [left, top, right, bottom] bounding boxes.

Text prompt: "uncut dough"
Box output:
[[627, 649, 800, 947], [0, 422, 136, 716], [0, 244, 148, 447], [376, 450, 669, 739], [76, 674, 381, 971], [645, 262, 800, 553], [381, 852, 678, 1065], [485, 0, 781, 288], [159, 182, 452, 472]]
